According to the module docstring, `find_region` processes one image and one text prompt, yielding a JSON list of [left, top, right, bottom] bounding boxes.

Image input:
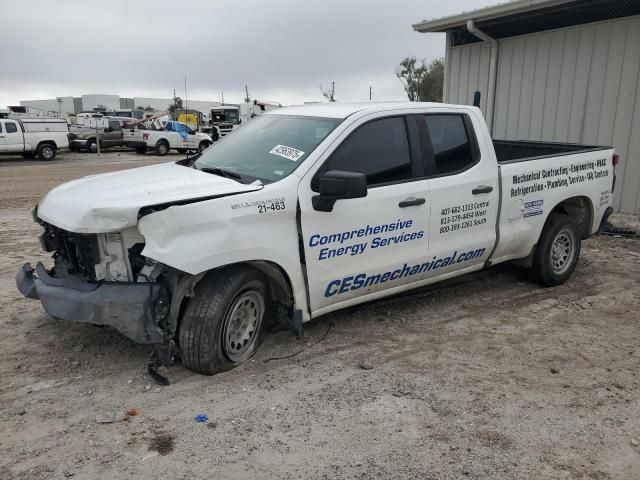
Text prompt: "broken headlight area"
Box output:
[[37, 222, 148, 283], [39, 222, 101, 281]]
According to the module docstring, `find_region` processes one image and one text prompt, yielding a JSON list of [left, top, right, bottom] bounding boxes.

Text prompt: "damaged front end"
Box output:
[[16, 214, 175, 345]]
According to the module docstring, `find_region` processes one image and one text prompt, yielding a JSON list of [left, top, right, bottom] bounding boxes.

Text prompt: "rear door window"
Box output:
[[424, 115, 476, 175], [5, 122, 18, 133]]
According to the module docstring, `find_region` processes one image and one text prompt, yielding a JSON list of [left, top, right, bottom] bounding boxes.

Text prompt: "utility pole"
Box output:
[[245, 85, 250, 103], [95, 122, 101, 157], [221, 91, 225, 105], [369, 86, 372, 101]]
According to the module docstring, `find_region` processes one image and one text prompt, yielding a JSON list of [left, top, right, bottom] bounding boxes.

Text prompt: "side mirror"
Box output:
[[312, 170, 367, 212]]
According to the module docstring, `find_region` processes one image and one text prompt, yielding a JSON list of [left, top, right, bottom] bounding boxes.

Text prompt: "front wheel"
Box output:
[[198, 141, 211, 153], [86, 139, 97, 153], [531, 214, 581, 286], [178, 267, 268, 375]]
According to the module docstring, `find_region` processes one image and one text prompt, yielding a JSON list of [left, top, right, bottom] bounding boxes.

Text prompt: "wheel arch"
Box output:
[[515, 195, 595, 269], [36, 140, 57, 151], [169, 259, 300, 340], [546, 195, 594, 239]]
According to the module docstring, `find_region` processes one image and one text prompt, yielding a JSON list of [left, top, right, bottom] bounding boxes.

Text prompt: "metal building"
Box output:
[[414, 0, 640, 213]]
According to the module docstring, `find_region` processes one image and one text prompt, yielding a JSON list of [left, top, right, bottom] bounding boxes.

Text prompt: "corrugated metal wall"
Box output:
[[445, 15, 640, 213]]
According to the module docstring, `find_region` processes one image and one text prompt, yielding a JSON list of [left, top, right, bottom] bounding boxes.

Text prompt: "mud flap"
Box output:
[[277, 306, 303, 338]]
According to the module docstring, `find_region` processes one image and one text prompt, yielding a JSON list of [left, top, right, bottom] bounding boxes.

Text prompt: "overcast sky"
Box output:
[[0, 0, 489, 107]]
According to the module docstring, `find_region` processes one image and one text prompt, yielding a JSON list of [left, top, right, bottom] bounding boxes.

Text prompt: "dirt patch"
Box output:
[[148, 431, 175, 456], [472, 430, 512, 450]]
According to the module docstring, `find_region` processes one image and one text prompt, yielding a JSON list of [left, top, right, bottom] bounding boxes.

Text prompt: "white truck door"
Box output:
[[298, 115, 430, 314], [421, 113, 499, 275], [1, 121, 24, 152]]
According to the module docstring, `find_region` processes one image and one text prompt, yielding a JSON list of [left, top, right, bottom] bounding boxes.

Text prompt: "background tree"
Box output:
[[396, 57, 444, 102], [396, 58, 423, 101], [168, 96, 183, 114], [320, 82, 336, 102]]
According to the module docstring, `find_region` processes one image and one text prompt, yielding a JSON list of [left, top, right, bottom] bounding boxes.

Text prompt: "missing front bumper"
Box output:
[[16, 262, 167, 344]]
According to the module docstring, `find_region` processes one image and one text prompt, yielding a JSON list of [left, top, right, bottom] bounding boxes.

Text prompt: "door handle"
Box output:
[[472, 185, 493, 195], [398, 197, 426, 208]]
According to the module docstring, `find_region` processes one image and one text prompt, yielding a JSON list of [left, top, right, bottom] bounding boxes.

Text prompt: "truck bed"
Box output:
[[493, 139, 611, 164]]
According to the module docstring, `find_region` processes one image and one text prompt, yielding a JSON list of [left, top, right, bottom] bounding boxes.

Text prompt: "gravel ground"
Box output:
[[0, 151, 639, 479]]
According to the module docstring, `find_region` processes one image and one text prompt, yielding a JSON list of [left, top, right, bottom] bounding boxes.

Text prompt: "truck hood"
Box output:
[[37, 162, 262, 233]]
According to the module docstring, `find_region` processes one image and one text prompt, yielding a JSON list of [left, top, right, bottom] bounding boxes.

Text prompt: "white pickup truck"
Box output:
[[123, 120, 213, 156], [0, 118, 69, 160], [17, 102, 617, 376]]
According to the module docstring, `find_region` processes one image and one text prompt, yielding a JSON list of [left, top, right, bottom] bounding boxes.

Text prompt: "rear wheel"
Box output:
[[531, 214, 581, 286], [37, 143, 56, 161], [178, 267, 268, 375], [155, 141, 169, 156]]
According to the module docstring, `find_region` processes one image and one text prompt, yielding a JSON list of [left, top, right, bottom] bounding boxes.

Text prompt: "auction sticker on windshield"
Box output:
[[269, 145, 305, 161]]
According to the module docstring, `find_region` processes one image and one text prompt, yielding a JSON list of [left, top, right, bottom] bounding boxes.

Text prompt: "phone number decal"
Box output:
[[439, 200, 489, 234]]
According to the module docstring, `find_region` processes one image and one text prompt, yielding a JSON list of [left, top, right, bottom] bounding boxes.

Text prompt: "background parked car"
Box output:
[[68, 117, 131, 153]]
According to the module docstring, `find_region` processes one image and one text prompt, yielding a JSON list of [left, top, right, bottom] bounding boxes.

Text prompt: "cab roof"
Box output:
[[267, 102, 464, 119]]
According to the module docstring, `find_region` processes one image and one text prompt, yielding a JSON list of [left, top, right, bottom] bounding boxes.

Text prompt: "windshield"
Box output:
[[194, 114, 341, 183], [212, 109, 239, 124]]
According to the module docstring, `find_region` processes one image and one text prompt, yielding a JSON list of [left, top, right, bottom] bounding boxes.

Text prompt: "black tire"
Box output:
[[86, 139, 98, 153], [177, 148, 188, 154], [198, 141, 211, 153], [211, 130, 219, 142], [21, 152, 37, 159], [155, 141, 169, 156], [179, 266, 269, 375], [531, 214, 581, 286], [37, 143, 56, 161], [135, 146, 147, 155]]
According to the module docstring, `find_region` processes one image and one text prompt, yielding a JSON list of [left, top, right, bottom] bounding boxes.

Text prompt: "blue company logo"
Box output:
[[524, 199, 544, 218], [324, 248, 486, 297]]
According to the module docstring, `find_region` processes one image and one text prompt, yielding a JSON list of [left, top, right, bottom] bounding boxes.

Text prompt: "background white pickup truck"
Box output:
[[0, 118, 69, 160], [123, 120, 213, 156], [17, 102, 617, 376]]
